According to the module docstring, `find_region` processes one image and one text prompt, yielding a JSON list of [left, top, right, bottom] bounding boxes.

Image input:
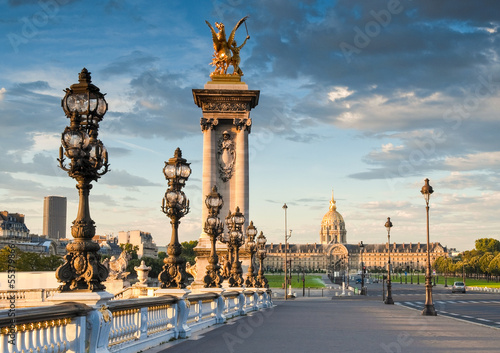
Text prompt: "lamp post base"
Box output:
[[422, 304, 437, 316], [384, 296, 394, 305]]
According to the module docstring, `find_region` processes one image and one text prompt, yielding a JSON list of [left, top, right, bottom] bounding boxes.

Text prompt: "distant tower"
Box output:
[[43, 196, 67, 240], [320, 190, 347, 244]]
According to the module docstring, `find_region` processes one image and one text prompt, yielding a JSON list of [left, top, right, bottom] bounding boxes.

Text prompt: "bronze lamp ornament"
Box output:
[[56, 68, 109, 292], [203, 185, 224, 288], [158, 148, 191, 289]]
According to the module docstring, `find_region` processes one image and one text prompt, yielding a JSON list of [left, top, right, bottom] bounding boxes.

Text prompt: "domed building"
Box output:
[[263, 190, 448, 279], [320, 192, 346, 244]]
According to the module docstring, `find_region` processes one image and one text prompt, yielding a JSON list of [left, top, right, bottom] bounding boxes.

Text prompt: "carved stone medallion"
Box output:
[[217, 131, 236, 182]]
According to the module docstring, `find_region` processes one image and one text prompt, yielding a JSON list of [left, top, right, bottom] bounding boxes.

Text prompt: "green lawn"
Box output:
[[265, 274, 326, 289], [390, 274, 500, 288]]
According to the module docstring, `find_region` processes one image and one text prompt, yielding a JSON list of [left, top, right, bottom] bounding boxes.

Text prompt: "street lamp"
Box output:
[[203, 185, 224, 288], [405, 262, 408, 284], [417, 258, 420, 285], [384, 217, 394, 304], [245, 221, 258, 287], [421, 178, 437, 316], [159, 148, 191, 289], [359, 241, 365, 294], [256, 231, 269, 288], [225, 207, 245, 287], [283, 203, 292, 299], [410, 260, 413, 284], [55, 68, 110, 292]]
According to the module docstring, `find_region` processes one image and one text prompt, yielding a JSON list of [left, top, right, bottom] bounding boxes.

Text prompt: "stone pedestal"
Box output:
[[48, 290, 114, 307], [154, 288, 191, 299], [102, 279, 130, 295], [192, 78, 259, 288]]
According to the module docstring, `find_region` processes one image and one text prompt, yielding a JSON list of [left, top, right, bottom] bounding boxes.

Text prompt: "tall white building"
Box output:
[[117, 230, 158, 259]]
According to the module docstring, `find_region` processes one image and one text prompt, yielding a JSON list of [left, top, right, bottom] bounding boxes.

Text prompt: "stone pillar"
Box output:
[[191, 78, 259, 289], [199, 121, 217, 246], [234, 122, 250, 225]]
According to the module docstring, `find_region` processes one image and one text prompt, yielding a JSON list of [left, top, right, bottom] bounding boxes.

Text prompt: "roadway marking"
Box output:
[[477, 318, 491, 322], [462, 315, 473, 319], [449, 313, 459, 316]]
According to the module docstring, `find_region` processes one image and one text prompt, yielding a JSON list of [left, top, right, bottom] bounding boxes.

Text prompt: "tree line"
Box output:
[[433, 238, 500, 281], [0, 246, 63, 271], [0, 240, 199, 277]]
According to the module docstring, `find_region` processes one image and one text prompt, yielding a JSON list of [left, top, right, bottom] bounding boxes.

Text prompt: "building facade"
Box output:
[[117, 230, 158, 259], [43, 196, 67, 240], [264, 194, 448, 274], [0, 211, 30, 239]]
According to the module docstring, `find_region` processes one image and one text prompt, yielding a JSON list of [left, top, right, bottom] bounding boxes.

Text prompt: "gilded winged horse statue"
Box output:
[[205, 16, 250, 76]]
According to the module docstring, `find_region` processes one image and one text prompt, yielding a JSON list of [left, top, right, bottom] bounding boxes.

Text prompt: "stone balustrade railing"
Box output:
[[0, 288, 273, 353], [0, 289, 59, 307], [0, 303, 91, 353]]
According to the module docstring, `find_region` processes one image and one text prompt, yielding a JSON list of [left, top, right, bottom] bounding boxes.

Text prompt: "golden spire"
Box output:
[[329, 189, 337, 211]]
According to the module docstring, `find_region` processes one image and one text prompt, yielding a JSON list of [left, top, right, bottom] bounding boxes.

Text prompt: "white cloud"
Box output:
[[381, 143, 404, 153], [0, 87, 5, 101], [328, 86, 353, 102], [444, 151, 500, 171], [32, 132, 60, 152]]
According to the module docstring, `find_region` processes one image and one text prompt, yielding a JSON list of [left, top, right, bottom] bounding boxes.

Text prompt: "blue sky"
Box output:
[[1, 0, 499, 251]]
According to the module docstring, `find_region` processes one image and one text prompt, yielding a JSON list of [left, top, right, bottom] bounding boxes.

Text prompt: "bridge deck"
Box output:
[[144, 295, 500, 353]]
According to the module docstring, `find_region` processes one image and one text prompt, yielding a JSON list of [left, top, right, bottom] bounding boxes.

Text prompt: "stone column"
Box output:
[[234, 120, 250, 227], [200, 119, 217, 246], [191, 82, 259, 290]]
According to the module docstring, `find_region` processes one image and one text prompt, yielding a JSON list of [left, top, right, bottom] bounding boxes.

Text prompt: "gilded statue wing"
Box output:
[[228, 16, 249, 45], [205, 20, 221, 52]]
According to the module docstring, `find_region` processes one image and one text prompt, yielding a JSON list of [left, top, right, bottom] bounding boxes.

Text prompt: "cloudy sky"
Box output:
[[1, 0, 499, 251]]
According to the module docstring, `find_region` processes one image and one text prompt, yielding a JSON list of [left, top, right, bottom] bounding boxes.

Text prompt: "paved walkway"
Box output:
[[145, 295, 500, 353]]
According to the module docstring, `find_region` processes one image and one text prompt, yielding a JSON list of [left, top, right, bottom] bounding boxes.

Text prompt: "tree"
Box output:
[[488, 253, 500, 277], [17, 252, 44, 271], [475, 238, 500, 254], [119, 243, 139, 260], [181, 240, 198, 265], [158, 251, 167, 260], [0, 246, 20, 272]]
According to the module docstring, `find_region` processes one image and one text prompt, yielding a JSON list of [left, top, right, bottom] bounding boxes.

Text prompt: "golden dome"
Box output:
[[320, 190, 346, 244], [322, 193, 344, 224]]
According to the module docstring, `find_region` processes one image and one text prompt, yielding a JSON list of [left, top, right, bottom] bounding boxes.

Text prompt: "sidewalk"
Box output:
[[145, 296, 500, 353]]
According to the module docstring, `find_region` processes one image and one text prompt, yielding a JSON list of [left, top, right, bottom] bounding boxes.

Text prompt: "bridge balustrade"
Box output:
[[0, 289, 272, 353]]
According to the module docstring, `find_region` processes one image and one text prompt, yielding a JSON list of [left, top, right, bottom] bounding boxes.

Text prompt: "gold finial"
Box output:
[[329, 189, 336, 211]]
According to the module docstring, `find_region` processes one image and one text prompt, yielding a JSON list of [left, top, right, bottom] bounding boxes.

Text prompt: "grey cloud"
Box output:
[[100, 169, 161, 188], [100, 51, 160, 78]]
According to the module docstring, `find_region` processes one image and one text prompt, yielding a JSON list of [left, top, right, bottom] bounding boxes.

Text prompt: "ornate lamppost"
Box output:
[[384, 217, 394, 304], [417, 258, 420, 285], [421, 178, 437, 316], [359, 241, 365, 294], [410, 260, 413, 284], [56, 68, 110, 292], [203, 185, 224, 288], [225, 207, 245, 287], [282, 203, 288, 298], [245, 221, 258, 287], [256, 231, 269, 288], [158, 148, 191, 289]]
